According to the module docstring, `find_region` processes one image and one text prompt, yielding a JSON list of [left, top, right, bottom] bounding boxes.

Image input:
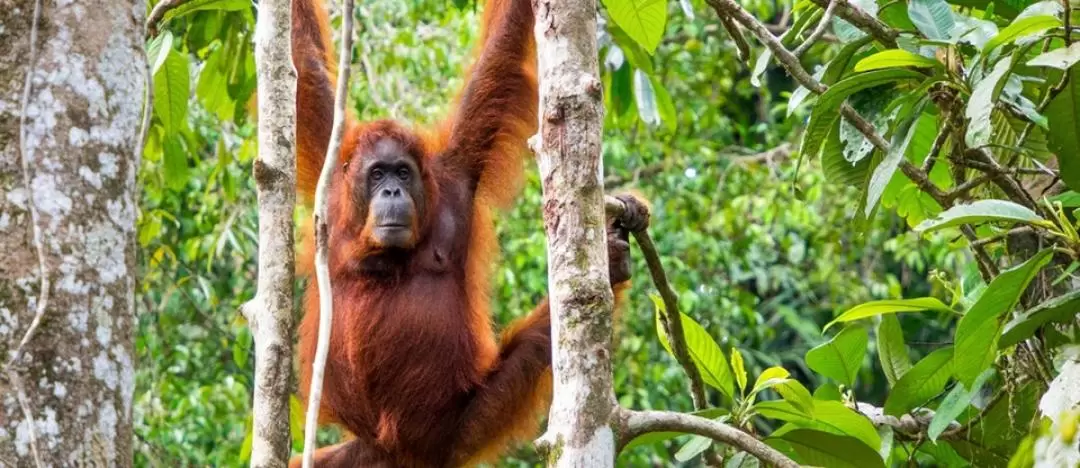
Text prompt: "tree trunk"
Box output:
[[245, 0, 297, 465], [531, 0, 616, 466], [0, 0, 145, 465]]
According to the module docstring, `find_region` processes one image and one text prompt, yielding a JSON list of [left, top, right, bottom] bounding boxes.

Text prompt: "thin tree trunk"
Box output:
[[531, 0, 616, 465], [244, 0, 298, 465], [0, 0, 145, 465]]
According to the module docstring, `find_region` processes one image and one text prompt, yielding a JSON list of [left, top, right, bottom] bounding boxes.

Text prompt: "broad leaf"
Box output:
[[675, 435, 712, 462], [774, 429, 886, 468], [983, 15, 1061, 53], [965, 57, 1012, 148], [927, 369, 994, 441], [801, 69, 923, 162], [908, 0, 957, 40], [1046, 64, 1080, 191], [876, 315, 912, 387], [883, 346, 953, 416], [601, 0, 668, 54], [953, 249, 1053, 386], [731, 347, 748, 394], [147, 31, 174, 75], [775, 379, 815, 415], [653, 297, 736, 399], [854, 50, 940, 72], [806, 326, 868, 386], [162, 134, 190, 192], [758, 400, 881, 450], [633, 69, 660, 126], [914, 199, 1048, 233], [1027, 42, 1080, 69], [153, 48, 190, 137], [865, 107, 927, 217], [1000, 289, 1080, 348], [752, 366, 789, 394], [161, 0, 251, 23], [826, 297, 953, 331]]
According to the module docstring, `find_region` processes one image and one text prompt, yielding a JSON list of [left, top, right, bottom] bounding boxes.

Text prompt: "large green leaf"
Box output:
[[1027, 42, 1080, 69], [927, 369, 994, 442], [801, 69, 923, 162], [162, 134, 190, 192], [161, 0, 251, 23], [821, 118, 872, 186], [601, 0, 667, 54], [883, 346, 953, 416], [1046, 64, 1080, 191], [965, 57, 1012, 148], [1000, 289, 1080, 348], [953, 249, 1053, 386], [865, 106, 927, 217], [805, 326, 868, 386], [653, 296, 736, 399], [876, 315, 911, 386], [774, 429, 886, 468], [854, 50, 940, 72], [153, 48, 190, 137], [913, 199, 1049, 233], [758, 400, 881, 450], [825, 297, 953, 331], [983, 15, 1061, 53], [908, 0, 957, 40]]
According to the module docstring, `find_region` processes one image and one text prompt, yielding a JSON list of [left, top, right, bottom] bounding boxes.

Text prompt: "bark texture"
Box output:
[[531, 0, 616, 466], [245, 0, 297, 465], [0, 0, 144, 465]]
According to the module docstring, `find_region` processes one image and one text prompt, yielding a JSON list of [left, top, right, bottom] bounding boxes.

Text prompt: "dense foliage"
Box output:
[[136, 0, 1078, 466]]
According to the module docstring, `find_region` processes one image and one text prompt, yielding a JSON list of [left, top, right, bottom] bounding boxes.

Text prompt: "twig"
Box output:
[[853, 402, 962, 441], [806, 0, 898, 48], [302, 0, 356, 465], [943, 174, 992, 203], [719, 16, 751, 61], [794, 0, 837, 57], [921, 124, 951, 173], [146, 0, 189, 38], [6, 0, 49, 375], [604, 196, 708, 410], [6, 372, 43, 468], [617, 408, 799, 467]]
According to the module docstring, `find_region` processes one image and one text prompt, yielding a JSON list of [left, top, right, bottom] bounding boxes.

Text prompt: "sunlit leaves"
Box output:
[[160, 0, 252, 23], [1046, 64, 1080, 191], [601, 0, 667, 54], [914, 199, 1049, 233], [953, 249, 1053, 386], [876, 315, 912, 386], [1027, 42, 1080, 69], [772, 429, 886, 468], [965, 57, 1012, 148], [1001, 289, 1080, 348], [806, 326, 868, 386], [653, 296, 736, 400], [854, 50, 940, 72], [982, 15, 1061, 53], [825, 297, 953, 331]]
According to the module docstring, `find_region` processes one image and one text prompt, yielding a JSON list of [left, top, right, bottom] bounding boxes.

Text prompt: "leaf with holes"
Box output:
[[601, 0, 668, 54], [806, 326, 868, 386]]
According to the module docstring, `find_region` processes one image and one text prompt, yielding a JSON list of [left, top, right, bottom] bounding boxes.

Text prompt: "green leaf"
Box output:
[[854, 50, 940, 72], [1049, 190, 1080, 207], [913, 199, 1048, 233], [1027, 42, 1080, 70], [752, 366, 788, 394], [801, 69, 923, 162], [1046, 64, 1080, 191], [649, 75, 677, 133], [675, 435, 712, 462], [653, 296, 736, 400], [161, 0, 251, 23], [927, 369, 994, 441], [775, 379, 815, 415], [608, 62, 635, 121], [146, 30, 174, 75], [965, 57, 1012, 148], [751, 50, 772, 88], [883, 346, 953, 416], [774, 429, 886, 468], [826, 297, 953, 331], [953, 249, 1053, 386], [805, 326, 868, 386], [864, 106, 927, 217], [601, 0, 667, 54], [908, 0, 957, 40], [821, 118, 872, 186], [983, 15, 1061, 53], [759, 400, 881, 450], [1000, 288, 1080, 348], [731, 347, 748, 394], [162, 134, 190, 192], [813, 383, 843, 401], [876, 315, 912, 387], [153, 48, 190, 136]]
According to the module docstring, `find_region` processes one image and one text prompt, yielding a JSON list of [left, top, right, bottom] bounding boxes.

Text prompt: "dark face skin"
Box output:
[[351, 138, 425, 249]]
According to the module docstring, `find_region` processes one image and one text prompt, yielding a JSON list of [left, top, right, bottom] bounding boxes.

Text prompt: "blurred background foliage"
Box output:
[[135, 0, 966, 465]]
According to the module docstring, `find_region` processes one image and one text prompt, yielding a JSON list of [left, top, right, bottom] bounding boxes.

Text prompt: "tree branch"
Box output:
[[617, 408, 799, 468], [806, 0, 899, 48], [604, 197, 708, 410], [302, 0, 356, 465], [854, 402, 962, 440], [146, 0, 188, 38], [794, 0, 837, 57]]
